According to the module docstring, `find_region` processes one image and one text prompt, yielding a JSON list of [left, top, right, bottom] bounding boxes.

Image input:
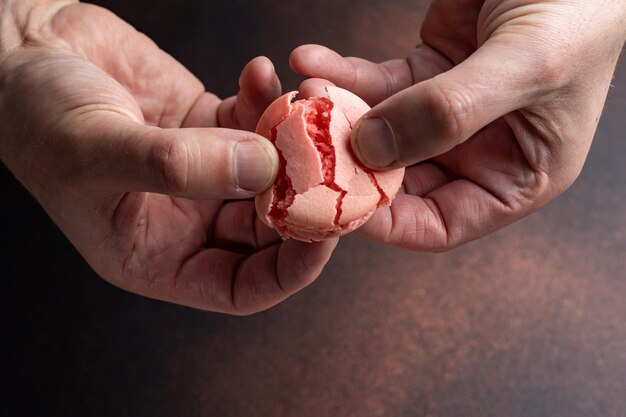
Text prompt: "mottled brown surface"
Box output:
[[3, 1, 626, 416]]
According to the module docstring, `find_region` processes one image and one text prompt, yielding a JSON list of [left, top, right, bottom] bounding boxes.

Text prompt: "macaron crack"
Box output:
[[267, 122, 296, 234], [302, 98, 349, 226]]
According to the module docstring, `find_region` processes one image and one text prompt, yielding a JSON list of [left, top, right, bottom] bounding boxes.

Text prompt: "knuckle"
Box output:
[[425, 82, 474, 146], [149, 137, 190, 195], [535, 51, 571, 91]]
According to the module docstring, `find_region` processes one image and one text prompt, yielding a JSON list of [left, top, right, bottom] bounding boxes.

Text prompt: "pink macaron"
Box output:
[[255, 85, 405, 242]]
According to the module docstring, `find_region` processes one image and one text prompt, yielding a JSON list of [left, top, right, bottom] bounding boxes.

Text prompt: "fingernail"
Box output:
[[235, 140, 275, 193], [353, 117, 398, 168]]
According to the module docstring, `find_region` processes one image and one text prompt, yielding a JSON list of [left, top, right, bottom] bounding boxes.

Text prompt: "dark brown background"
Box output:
[[3, 1, 625, 416]]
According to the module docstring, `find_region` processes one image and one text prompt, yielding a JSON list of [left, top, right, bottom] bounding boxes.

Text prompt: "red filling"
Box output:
[[267, 124, 296, 233], [304, 98, 336, 188], [303, 98, 347, 225]]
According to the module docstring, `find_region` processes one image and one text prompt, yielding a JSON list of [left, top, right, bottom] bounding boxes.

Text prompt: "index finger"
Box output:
[[290, 44, 413, 106]]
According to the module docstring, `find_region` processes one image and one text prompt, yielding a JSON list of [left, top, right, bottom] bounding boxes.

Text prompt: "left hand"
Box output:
[[0, 2, 337, 314]]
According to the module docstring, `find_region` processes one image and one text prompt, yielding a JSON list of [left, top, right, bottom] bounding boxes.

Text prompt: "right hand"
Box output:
[[290, 0, 626, 251]]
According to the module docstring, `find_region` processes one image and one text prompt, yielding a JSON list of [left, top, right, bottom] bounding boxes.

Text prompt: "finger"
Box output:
[[70, 113, 279, 199], [208, 200, 281, 253], [181, 92, 221, 128], [298, 77, 336, 98], [360, 173, 536, 251], [168, 239, 337, 314], [401, 163, 451, 197], [358, 192, 452, 251], [406, 43, 456, 84], [218, 56, 282, 131], [357, 163, 454, 249], [351, 40, 544, 169], [231, 238, 338, 314], [290, 44, 413, 106]]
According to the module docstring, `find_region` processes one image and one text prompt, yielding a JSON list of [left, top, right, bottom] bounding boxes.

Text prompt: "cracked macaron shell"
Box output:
[[255, 86, 405, 242]]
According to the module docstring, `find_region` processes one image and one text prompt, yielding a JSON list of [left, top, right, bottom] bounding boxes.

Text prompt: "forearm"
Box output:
[[0, 0, 76, 60]]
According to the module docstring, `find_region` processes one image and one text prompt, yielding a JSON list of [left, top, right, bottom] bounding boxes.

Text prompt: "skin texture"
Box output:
[[255, 86, 405, 242], [290, 0, 626, 251], [0, 1, 337, 314]]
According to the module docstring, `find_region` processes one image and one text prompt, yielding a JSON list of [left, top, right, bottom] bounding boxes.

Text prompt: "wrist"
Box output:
[[0, 0, 76, 61]]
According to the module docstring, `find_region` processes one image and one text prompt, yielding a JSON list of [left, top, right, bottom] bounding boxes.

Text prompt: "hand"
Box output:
[[290, 0, 626, 250], [0, 2, 336, 314]]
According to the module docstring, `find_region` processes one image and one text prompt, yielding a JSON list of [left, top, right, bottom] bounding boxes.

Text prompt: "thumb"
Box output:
[[71, 113, 279, 199], [351, 41, 542, 169]]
